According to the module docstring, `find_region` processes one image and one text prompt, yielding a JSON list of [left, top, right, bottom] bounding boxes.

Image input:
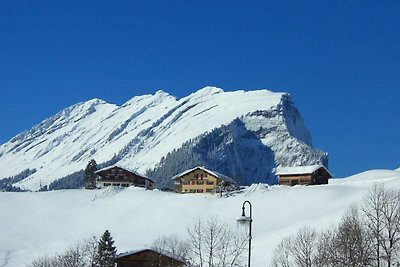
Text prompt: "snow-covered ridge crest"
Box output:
[[0, 87, 327, 191], [5, 99, 114, 152]]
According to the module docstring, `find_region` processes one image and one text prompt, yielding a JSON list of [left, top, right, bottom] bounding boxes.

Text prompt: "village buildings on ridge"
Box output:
[[93, 163, 332, 193]]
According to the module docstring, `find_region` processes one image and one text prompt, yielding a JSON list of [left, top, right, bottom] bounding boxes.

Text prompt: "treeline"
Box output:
[[28, 216, 247, 267], [0, 168, 36, 191], [29, 230, 116, 267], [271, 184, 400, 267]]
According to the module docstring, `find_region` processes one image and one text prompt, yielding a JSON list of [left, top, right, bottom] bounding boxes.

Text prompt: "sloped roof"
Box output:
[[276, 164, 332, 177], [95, 165, 154, 183], [116, 248, 186, 263], [172, 166, 236, 183]]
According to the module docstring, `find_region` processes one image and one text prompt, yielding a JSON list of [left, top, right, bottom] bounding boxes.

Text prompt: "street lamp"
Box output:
[[237, 200, 253, 267]]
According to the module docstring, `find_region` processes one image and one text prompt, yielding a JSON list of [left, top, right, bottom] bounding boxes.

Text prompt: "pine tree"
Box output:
[[96, 230, 116, 267], [84, 159, 98, 189]]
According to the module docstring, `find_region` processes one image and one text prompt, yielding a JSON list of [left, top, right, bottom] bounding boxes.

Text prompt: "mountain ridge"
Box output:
[[0, 87, 327, 191]]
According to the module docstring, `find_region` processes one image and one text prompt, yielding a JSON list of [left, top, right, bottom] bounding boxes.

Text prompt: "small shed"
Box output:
[[95, 165, 155, 189], [115, 249, 187, 267], [276, 165, 332, 186]]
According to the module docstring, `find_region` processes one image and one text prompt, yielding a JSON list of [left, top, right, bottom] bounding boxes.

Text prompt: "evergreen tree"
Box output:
[[96, 230, 116, 267], [84, 159, 98, 189]]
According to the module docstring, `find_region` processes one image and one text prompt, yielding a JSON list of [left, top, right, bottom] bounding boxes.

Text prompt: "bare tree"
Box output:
[[314, 229, 336, 267], [333, 205, 373, 267], [271, 236, 293, 267], [362, 184, 400, 267], [27, 236, 99, 267], [363, 184, 386, 267], [271, 227, 318, 267], [291, 227, 318, 267], [29, 256, 57, 267], [82, 236, 98, 267], [187, 218, 205, 266], [379, 189, 400, 267], [186, 216, 247, 267], [151, 234, 190, 264]]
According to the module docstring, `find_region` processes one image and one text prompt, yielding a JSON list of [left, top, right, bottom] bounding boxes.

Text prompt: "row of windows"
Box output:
[[182, 180, 214, 185], [185, 188, 214, 193], [103, 183, 131, 187], [194, 173, 207, 179], [103, 175, 145, 183], [279, 179, 311, 185]]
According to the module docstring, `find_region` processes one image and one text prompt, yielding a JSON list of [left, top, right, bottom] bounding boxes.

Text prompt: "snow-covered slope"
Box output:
[[1, 169, 399, 267], [0, 87, 326, 191]]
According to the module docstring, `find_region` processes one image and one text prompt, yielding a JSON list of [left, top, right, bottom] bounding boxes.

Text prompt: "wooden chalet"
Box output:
[[115, 249, 186, 267], [172, 166, 236, 193], [276, 164, 332, 186], [95, 165, 154, 189]]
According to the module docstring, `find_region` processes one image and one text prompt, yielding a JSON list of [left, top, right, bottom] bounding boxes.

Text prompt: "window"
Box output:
[[197, 189, 203, 193], [279, 179, 290, 185], [207, 180, 214, 185], [206, 188, 213, 193], [191, 180, 196, 185], [197, 180, 204, 185]]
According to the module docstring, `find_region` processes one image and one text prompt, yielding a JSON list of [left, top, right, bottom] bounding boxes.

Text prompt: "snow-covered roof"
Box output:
[[116, 248, 186, 263], [172, 166, 236, 183], [276, 164, 332, 177], [95, 165, 154, 183]]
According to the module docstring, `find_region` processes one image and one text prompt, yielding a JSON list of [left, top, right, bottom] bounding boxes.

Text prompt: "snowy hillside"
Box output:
[[1, 169, 399, 267], [0, 87, 326, 191]]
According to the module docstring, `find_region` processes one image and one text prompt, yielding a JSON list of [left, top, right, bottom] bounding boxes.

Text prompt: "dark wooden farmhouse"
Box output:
[[95, 165, 154, 189], [276, 165, 332, 186], [115, 249, 187, 267]]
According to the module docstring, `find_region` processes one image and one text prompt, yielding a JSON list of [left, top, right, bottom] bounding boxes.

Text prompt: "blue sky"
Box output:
[[1, 1, 399, 177]]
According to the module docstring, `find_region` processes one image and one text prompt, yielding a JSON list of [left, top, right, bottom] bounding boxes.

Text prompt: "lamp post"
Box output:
[[237, 200, 253, 267]]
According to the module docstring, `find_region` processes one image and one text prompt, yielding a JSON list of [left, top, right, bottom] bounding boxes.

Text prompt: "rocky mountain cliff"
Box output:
[[0, 87, 327, 191]]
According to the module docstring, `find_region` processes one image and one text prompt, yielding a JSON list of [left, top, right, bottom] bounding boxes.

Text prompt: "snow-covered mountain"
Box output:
[[0, 87, 327, 191]]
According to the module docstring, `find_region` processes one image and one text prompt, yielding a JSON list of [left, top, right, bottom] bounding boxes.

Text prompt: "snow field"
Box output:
[[1, 169, 399, 267]]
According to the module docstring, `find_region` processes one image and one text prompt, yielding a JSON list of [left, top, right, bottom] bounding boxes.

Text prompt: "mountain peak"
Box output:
[[122, 90, 176, 107], [186, 86, 224, 99]]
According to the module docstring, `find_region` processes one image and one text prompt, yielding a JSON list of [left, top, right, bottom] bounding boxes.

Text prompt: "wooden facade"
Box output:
[[276, 165, 332, 186], [172, 166, 236, 193], [95, 166, 155, 189], [115, 249, 186, 267]]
